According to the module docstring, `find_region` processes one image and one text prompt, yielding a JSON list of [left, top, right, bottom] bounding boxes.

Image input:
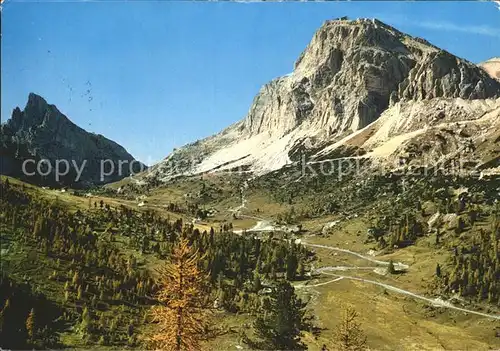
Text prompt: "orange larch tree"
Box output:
[[146, 238, 211, 351]]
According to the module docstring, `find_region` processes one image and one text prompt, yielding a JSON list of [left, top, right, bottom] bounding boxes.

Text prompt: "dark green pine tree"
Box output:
[[435, 263, 441, 278], [245, 280, 311, 350], [286, 252, 298, 281], [387, 260, 396, 274]]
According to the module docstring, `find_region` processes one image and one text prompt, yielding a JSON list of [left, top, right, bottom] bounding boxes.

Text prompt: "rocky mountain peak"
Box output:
[[294, 18, 432, 71], [1, 94, 145, 186], [242, 18, 500, 138], [147, 18, 500, 181], [27, 92, 49, 109], [24, 93, 52, 120], [8, 93, 66, 132]]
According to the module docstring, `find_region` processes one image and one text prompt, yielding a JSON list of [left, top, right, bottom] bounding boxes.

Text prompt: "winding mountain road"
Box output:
[[294, 277, 344, 289], [229, 178, 500, 321], [318, 271, 500, 321], [302, 242, 409, 270]]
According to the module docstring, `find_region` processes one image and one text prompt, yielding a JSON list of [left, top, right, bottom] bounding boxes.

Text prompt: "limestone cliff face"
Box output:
[[243, 18, 500, 138], [398, 52, 500, 100], [1, 93, 145, 186], [148, 18, 500, 181]]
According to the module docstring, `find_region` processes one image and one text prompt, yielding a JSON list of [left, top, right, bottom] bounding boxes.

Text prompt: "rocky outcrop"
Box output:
[[148, 18, 500, 181], [398, 52, 500, 101], [1, 93, 145, 187]]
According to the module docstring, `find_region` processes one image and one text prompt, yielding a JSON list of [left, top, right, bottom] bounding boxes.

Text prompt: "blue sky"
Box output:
[[2, 1, 499, 165]]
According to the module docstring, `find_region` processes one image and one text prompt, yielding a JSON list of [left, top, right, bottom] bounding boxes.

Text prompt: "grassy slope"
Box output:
[[1, 177, 155, 349]]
